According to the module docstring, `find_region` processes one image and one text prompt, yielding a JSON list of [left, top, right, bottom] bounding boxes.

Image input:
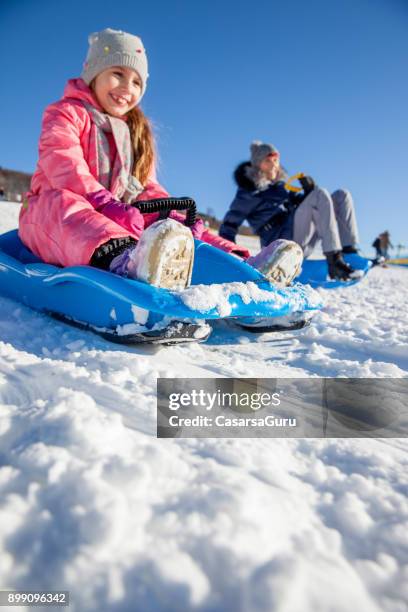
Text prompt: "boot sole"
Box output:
[[146, 224, 194, 290], [262, 244, 303, 287]]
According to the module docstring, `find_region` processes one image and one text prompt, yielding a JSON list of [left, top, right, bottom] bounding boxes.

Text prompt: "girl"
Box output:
[[219, 142, 362, 281], [20, 30, 302, 290]]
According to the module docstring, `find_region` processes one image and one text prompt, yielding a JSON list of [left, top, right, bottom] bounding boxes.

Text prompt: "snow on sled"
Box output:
[[295, 253, 372, 289], [0, 229, 321, 345]]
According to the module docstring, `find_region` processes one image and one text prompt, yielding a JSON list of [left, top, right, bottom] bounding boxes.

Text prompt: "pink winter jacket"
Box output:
[[19, 78, 249, 266]]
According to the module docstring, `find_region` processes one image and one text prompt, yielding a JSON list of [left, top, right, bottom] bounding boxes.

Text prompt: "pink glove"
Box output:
[[169, 210, 205, 239], [87, 189, 144, 238], [201, 229, 251, 258]]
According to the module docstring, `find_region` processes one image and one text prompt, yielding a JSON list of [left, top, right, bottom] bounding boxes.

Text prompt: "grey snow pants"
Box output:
[[293, 187, 359, 257]]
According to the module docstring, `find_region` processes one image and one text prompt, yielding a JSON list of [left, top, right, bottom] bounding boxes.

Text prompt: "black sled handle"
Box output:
[[132, 197, 197, 227]]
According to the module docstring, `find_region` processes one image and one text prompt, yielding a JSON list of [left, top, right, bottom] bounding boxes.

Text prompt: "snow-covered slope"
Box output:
[[0, 202, 407, 612]]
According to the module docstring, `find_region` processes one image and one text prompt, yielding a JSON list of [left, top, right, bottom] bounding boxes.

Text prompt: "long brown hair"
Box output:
[[126, 106, 155, 185]]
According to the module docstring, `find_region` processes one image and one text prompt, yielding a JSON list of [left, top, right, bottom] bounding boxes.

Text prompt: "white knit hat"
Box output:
[[81, 28, 149, 98]]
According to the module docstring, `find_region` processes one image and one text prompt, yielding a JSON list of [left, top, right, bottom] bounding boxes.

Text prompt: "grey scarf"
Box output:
[[83, 101, 144, 203]]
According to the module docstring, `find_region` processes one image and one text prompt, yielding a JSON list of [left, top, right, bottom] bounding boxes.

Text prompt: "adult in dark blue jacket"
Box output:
[[219, 141, 362, 281]]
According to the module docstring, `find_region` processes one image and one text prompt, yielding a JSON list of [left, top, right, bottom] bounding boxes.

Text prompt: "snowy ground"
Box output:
[[0, 201, 407, 612]]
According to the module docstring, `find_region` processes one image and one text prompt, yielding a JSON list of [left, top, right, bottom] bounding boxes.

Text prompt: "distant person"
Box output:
[[372, 231, 393, 260], [18, 30, 302, 290], [0, 189, 5, 201], [219, 142, 363, 281]]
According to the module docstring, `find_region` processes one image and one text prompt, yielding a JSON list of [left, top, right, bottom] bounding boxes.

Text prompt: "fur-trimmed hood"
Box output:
[[234, 162, 257, 191], [233, 161, 287, 192]]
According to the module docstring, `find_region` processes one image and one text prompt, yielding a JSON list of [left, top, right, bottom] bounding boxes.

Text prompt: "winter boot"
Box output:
[[342, 245, 359, 254], [246, 239, 304, 287], [325, 250, 363, 281], [371, 255, 386, 267], [110, 219, 194, 290]]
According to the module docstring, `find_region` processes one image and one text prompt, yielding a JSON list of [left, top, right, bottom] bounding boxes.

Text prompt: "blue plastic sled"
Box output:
[[0, 230, 321, 344], [296, 253, 372, 289]]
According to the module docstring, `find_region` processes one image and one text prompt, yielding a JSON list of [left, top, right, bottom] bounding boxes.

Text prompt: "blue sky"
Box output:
[[1, 0, 407, 253]]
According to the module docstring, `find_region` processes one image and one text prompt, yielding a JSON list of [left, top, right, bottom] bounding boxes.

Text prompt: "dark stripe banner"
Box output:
[[157, 378, 408, 438]]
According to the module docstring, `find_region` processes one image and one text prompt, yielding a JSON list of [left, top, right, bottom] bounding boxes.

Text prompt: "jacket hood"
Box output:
[[63, 78, 104, 111], [234, 162, 256, 191], [234, 161, 275, 192], [234, 161, 288, 192]]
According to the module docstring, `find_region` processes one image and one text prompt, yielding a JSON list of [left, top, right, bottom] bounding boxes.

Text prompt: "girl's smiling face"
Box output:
[[259, 153, 280, 181], [93, 66, 142, 117]]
